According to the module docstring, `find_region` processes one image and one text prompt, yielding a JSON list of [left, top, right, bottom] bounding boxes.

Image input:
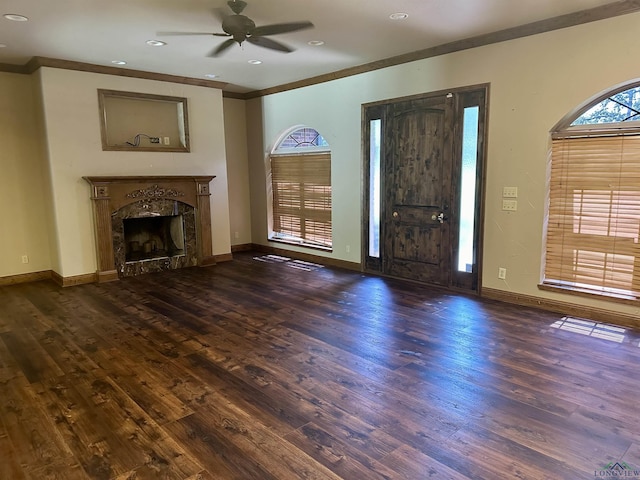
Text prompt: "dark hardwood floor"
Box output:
[[1, 252, 640, 479]]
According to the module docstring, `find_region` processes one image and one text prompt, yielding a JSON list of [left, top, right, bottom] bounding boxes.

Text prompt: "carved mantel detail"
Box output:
[[83, 175, 216, 283], [126, 184, 186, 199]]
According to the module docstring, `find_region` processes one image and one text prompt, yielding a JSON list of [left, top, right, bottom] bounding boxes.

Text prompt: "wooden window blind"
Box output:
[[544, 135, 640, 298], [271, 153, 332, 248]]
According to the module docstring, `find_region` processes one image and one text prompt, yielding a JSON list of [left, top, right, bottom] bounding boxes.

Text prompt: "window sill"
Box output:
[[269, 237, 332, 253], [538, 283, 639, 307]]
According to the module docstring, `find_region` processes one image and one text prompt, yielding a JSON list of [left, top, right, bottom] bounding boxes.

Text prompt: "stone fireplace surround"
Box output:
[[84, 175, 215, 282]]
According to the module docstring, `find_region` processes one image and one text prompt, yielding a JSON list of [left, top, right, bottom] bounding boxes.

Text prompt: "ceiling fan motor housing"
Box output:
[[223, 15, 256, 43]]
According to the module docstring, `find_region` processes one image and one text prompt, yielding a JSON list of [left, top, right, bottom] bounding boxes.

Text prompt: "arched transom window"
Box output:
[[277, 127, 329, 150]]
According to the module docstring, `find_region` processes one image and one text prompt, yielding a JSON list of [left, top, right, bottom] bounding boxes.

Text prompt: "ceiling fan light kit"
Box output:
[[159, 0, 314, 57]]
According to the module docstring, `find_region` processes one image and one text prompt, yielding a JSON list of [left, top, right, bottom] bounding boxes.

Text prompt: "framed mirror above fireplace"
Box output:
[[97, 89, 190, 152]]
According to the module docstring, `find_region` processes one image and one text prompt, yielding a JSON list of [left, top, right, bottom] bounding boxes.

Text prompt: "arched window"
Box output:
[[276, 127, 329, 150], [544, 82, 640, 301], [269, 126, 332, 249]]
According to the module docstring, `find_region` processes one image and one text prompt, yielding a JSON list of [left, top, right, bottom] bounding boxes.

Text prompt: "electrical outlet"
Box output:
[[21, 255, 29, 264], [502, 199, 518, 211], [149, 137, 160, 144], [498, 267, 507, 279], [346, 245, 351, 253], [503, 186, 518, 198], [163, 136, 170, 145]]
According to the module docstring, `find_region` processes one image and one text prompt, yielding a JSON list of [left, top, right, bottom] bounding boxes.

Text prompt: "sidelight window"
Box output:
[[369, 119, 382, 258], [457, 106, 479, 272]]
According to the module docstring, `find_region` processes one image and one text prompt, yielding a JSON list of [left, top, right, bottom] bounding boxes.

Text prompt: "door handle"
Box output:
[[393, 211, 399, 218], [431, 212, 446, 223]]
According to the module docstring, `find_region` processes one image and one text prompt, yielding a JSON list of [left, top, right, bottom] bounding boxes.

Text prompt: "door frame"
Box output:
[[361, 84, 489, 294]]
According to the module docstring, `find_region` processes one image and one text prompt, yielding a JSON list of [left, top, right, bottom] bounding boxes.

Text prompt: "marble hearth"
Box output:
[[84, 175, 215, 282]]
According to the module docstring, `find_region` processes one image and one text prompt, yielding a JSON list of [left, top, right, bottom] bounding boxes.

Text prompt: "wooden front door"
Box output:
[[384, 94, 453, 285], [364, 87, 487, 292]]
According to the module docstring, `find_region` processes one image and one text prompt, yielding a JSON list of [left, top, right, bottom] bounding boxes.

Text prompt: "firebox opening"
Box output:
[[123, 215, 186, 263]]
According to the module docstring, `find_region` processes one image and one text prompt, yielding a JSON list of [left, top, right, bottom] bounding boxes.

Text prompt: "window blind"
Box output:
[[271, 153, 332, 247], [544, 135, 640, 298]]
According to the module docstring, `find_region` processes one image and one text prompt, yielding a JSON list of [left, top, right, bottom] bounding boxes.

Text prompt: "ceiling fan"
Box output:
[[159, 0, 314, 57]]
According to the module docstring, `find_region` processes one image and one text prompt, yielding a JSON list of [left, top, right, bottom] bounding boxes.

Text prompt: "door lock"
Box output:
[[432, 212, 446, 223]]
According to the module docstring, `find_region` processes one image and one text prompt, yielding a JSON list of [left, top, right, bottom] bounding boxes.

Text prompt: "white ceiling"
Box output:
[[0, 0, 629, 94]]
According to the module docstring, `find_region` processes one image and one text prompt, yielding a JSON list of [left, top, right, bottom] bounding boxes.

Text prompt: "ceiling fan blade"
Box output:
[[251, 21, 314, 37], [208, 38, 236, 57], [157, 31, 225, 36], [247, 36, 293, 53]]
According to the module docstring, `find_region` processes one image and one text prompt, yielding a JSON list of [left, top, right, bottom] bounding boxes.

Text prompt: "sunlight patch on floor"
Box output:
[[550, 316, 626, 343], [287, 260, 325, 271], [253, 255, 325, 271], [253, 254, 291, 263]]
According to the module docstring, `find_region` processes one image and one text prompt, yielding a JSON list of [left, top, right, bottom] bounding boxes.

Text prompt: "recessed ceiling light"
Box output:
[[146, 40, 166, 47], [389, 12, 409, 20], [247, 59, 262, 65], [308, 40, 325, 46], [204, 74, 218, 79], [4, 14, 28, 21], [111, 60, 127, 65]]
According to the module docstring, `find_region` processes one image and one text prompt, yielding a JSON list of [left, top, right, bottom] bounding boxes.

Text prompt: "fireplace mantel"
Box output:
[[84, 175, 215, 282]]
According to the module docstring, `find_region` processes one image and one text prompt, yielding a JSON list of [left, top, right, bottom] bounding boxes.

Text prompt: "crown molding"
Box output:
[[1, 56, 227, 89], [222, 90, 249, 100], [241, 0, 640, 99], [0, 62, 29, 74]]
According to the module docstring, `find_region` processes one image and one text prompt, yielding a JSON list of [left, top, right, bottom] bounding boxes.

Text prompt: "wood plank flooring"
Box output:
[[1, 251, 640, 479]]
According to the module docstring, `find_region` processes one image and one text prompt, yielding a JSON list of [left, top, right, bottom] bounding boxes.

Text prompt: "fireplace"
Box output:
[[111, 196, 199, 277], [123, 215, 185, 262], [84, 176, 215, 282]]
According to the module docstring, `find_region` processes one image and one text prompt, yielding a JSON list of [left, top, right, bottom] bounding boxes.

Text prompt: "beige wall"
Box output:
[[245, 13, 640, 318], [35, 67, 230, 277], [223, 97, 252, 246], [0, 72, 51, 277]]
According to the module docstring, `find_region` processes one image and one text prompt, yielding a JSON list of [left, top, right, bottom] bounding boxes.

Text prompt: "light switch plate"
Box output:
[[502, 199, 518, 211], [503, 186, 518, 198]]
